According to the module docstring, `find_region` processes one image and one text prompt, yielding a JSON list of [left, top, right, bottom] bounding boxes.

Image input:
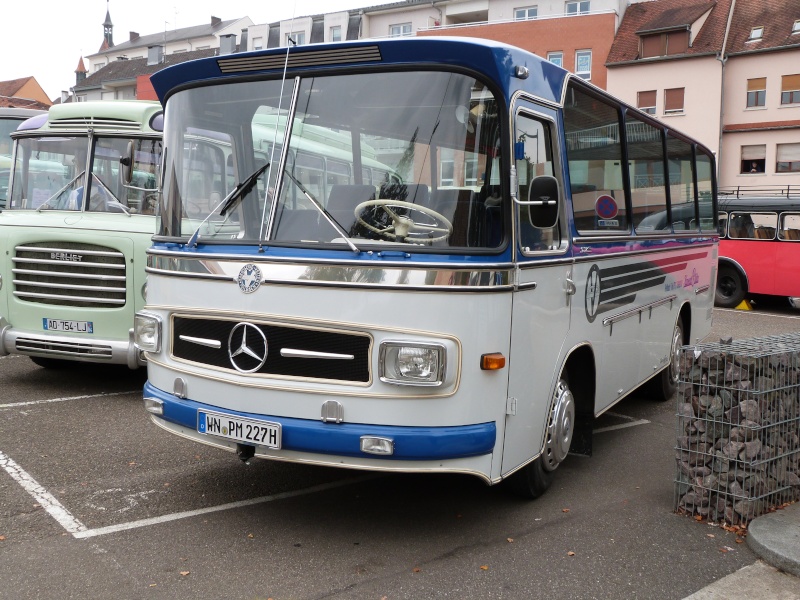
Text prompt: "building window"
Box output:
[[793, 19, 800, 34], [330, 26, 342, 42], [515, 6, 538, 20], [781, 74, 800, 104], [286, 32, 306, 46], [440, 159, 455, 186], [640, 30, 689, 58], [664, 87, 685, 114], [389, 23, 412, 37], [740, 145, 766, 174], [547, 52, 563, 67], [252, 37, 262, 50], [575, 50, 591, 80], [776, 143, 800, 173], [746, 77, 766, 107], [566, 1, 590, 15], [748, 26, 764, 41], [637, 90, 657, 115]]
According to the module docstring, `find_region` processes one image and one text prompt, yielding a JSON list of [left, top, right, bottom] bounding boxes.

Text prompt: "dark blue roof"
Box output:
[[150, 37, 568, 107]]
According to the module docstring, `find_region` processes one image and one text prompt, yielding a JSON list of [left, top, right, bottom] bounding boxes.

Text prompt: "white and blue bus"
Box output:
[[135, 38, 718, 497]]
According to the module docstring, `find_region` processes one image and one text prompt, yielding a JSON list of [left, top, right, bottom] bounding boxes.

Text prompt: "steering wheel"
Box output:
[[354, 199, 453, 243]]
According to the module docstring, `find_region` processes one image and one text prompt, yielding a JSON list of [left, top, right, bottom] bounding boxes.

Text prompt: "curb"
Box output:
[[746, 503, 800, 578]]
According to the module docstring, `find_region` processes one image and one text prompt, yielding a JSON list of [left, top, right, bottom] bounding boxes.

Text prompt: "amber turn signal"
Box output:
[[480, 353, 506, 370]]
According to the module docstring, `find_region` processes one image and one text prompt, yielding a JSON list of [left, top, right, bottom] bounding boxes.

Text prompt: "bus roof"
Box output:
[[718, 196, 800, 212], [15, 100, 162, 135], [150, 37, 569, 107], [0, 107, 45, 120]]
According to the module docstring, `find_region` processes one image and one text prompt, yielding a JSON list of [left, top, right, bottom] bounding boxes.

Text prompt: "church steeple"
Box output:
[[103, 1, 114, 49]]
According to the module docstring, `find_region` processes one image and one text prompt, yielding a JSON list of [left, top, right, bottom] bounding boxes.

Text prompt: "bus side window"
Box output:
[[779, 213, 800, 241], [666, 135, 697, 231], [563, 82, 627, 233], [718, 212, 728, 237], [627, 111, 668, 233]]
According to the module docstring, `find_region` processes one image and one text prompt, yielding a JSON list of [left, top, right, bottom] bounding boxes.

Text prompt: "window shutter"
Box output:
[[667, 30, 689, 55], [782, 74, 800, 91], [664, 88, 685, 111], [741, 145, 766, 160], [777, 143, 800, 162], [747, 78, 766, 91], [641, 35, 663, 58], [637, 90, 656, 108]]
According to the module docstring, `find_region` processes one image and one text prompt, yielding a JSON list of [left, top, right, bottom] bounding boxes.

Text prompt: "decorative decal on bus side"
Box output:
[[584, 251, 708, 322]]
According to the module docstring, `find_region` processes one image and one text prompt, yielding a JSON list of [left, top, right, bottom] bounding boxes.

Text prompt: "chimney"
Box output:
[[211, 16, 222, 27], [239, 28, 249, 52], [147, 45, 164, 66], [130, 31, 140, 42], [61, 91, 69, 104], [219, 33, 236, 55]]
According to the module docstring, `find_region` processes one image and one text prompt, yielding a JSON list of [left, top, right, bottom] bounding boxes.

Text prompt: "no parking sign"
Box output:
[[595, 194, 619, 226]]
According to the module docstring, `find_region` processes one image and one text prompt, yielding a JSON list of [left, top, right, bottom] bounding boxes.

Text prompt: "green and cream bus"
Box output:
[[0, 101, 163, 368]]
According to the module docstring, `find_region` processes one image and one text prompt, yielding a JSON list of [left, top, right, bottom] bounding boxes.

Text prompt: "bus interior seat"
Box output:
[[432, 188, 488, 247], [783, 229, 800, 240], [379, 183, 430, 207], [326, 184, 376, 234], [754, 227, 774, 240]]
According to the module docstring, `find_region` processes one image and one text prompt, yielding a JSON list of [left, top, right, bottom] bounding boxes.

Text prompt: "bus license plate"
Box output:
[[198, 411, 281, 449], [43, 319, 94, 333]]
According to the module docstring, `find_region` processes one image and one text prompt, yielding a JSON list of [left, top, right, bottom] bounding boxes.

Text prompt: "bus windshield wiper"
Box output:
[[281, 168, 361, 254], [219, 161, 271, 217], [187, 162, 269, 247]]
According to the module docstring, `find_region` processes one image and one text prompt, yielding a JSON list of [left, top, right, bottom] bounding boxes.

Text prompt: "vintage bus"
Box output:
[[0, 101, 163, 368], [135, 38, 717, 497], [715, 189, 800, 308], [1, 107, 46, 208]]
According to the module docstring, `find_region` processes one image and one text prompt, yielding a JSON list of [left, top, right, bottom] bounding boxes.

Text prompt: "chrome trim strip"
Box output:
[[602, 295, 677, 328], [12, 268, 125, 281], [573, 242, 716, 263], [573, 234, 717, 245], [695, 285, 711, 295], [146, 254, 514, 290], [15, 245, 125, 258], [12, 291, 125, 304], [12, 279, 123, 294], [13, 257, 126, 270], [280, 348, 354, 360], [179, 335, 222, 349]]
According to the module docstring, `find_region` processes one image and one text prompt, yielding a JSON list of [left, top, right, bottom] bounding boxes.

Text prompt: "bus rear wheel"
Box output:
[[506, 377, 574, 499], [715, 265, 746, 308]]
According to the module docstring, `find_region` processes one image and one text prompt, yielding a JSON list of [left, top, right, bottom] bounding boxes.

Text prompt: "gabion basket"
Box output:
[[675, 333, 800, 526]]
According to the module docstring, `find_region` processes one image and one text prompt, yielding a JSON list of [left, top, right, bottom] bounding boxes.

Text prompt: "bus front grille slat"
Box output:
[[13, 242, 127, 308], [16, 337, 113, 359]]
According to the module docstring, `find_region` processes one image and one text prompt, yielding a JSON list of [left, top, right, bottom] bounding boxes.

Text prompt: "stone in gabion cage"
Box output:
[[675, 333, 800, 526]]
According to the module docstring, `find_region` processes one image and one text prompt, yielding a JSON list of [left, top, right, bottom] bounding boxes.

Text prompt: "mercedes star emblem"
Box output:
[[228, 322, 268, 373]]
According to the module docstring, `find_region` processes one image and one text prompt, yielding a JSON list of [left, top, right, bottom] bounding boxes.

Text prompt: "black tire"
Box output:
[[647, 318, 683, 402], [29, 356, 72, 369], [505, 376, 574, 499], [715, 265, 746, 308]]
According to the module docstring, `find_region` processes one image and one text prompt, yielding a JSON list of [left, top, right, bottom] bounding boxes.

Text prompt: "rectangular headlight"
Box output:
[[134, 312, 162, 352], [379, 341, 445, 386]]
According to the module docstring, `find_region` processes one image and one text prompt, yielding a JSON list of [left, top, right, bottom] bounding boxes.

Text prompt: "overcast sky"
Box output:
[[2, 0, 381, 101]]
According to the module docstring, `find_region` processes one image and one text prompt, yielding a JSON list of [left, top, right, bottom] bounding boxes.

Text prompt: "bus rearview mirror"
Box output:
[[120, 141, 134, 184], [528, 175, 559, 229]]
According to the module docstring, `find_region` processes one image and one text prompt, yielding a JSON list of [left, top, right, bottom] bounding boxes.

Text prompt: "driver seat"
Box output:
[[326, 184, 376, 234]]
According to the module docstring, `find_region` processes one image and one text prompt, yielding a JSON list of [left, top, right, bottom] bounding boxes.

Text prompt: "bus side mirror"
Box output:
[[527, 175, 559, 229], [120, 141, 135, 184]]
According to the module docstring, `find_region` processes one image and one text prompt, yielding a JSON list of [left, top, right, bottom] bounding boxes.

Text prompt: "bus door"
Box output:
[[502, 106, 574, 476]]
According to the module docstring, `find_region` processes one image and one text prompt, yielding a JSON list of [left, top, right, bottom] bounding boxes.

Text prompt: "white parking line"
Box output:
[[594, 411, 650, 434], [0, 450, 87, 534], [0, 390, 139, 409], [73, 477, 370, 539]]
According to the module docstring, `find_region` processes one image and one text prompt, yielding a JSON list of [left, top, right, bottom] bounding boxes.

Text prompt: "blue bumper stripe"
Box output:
[[144, 381, 496, 461]]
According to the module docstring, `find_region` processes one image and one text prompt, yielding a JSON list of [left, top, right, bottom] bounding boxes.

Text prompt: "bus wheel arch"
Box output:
[[505, 345, 596, 499], [646, 305, 690, 402], [716, 260, 748, 308]]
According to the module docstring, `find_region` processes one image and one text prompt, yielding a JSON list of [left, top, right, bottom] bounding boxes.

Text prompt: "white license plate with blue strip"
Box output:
[[43, 318, 93, 333], [198, 410, 281, 448]]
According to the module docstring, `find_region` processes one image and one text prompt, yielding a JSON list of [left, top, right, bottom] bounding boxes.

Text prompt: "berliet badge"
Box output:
[[237, 263, 262, 294]]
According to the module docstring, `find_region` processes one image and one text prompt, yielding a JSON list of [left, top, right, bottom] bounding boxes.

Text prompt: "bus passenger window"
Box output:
[[779, 213, 800, 240], [626, 111, 668, 232], [563, 82, 627, 233], [666, 135, 697, 230], [696, 150, 716, 232]]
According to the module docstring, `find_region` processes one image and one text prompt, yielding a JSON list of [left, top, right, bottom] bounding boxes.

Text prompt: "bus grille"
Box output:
[[172, 317, 371, 383], [12, 243, 127, 308], [15, 337, 114, 359], [217, 46, 382, 73], [49, 117, 141, 132]]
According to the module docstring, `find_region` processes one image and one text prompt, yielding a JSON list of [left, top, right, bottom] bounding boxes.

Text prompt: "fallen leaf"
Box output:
[[129, 462, 136, 466], [0, 535, 5, 541], [480, 565, 489, 570], [567, 551, 576, 556], [735, 539, 744, 544], [695, 515, 703, 521], [149, 584, 157, 588], [413, 568, 421, 573], [706, 534, 715, 538], [163, 482, 170, 487], [507, 538, 514, 543], [719, 548, 728, 553], [248, 533, 254, 539], [562, 508, 570, 513], [180, 571, 190, 576]]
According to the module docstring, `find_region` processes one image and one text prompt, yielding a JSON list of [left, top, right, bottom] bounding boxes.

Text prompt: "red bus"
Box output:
[[716, 191, 800, 308]]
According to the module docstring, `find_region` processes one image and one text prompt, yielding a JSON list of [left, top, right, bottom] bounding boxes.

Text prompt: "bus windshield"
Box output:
[[9, 135, 162, 214], [160, 70, 503, 250]]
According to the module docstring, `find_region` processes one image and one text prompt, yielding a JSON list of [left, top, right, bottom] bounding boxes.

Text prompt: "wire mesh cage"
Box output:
[[675, 333, 800, 526]]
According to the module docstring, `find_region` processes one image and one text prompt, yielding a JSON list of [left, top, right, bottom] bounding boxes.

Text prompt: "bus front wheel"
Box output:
[[715, 265, 746, 308], [647, 318, 683, 402], [506, 377, 574, 499]]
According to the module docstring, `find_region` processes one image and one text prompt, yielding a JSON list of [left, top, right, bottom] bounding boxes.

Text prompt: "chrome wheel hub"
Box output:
[[543, 379, 574, 472]]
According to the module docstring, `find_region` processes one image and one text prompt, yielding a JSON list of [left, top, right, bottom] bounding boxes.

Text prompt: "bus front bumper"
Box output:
[[143, 381, 497, 463], [0, 318, 144, 369]]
